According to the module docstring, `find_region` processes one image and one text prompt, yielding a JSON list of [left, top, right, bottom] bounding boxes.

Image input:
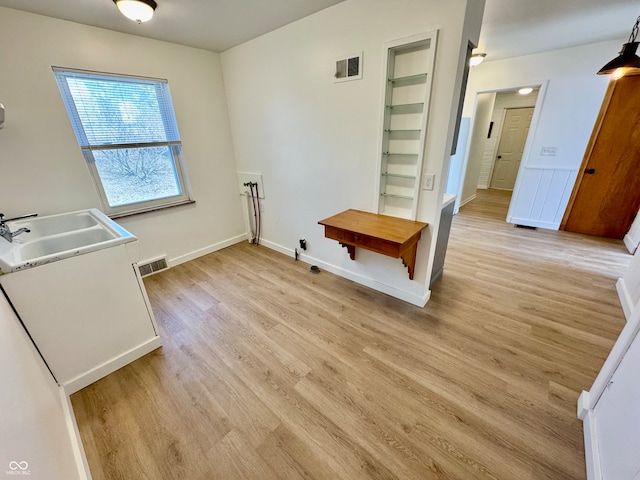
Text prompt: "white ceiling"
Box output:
[[480, 0, 639, 61], [0, 0, 347, 53], [0, 0, 637, 58]]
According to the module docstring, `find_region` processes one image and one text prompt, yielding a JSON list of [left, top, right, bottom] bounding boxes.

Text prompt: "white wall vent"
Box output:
[[137, 257, 168, 277], [334, 52, 363, 82]]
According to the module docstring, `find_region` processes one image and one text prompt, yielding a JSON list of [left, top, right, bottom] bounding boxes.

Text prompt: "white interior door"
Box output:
[[490, 107, 533, 190]]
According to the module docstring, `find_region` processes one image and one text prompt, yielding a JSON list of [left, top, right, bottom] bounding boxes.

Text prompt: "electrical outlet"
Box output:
[[541, 146, 557, 156], [422, 173, 435, 191]]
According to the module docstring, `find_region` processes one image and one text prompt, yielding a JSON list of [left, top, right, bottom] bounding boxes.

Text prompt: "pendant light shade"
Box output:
[[598, 16, 640, 76], [114, 0, 157, 23]]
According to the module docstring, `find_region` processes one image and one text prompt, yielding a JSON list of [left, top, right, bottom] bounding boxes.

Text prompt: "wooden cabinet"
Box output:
[[378, 32, 437, 220], [318, 209, 428, 280]]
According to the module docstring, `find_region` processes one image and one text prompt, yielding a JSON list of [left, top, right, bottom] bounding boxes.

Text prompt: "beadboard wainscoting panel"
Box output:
[[509, 167, 578, 229]]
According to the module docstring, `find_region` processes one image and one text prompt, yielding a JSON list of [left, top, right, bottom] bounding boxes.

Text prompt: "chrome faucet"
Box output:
[[0, 212, 38, 243]]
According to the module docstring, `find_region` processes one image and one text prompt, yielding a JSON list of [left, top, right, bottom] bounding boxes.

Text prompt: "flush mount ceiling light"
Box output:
[[113, 0, 157, 23], [598, 14, 640, 77], [469, 53, 486, 67], [518, 87, 534, 95]]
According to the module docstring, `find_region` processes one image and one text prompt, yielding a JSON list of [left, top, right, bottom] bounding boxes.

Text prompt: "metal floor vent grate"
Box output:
[[138, 257, 168, 277]]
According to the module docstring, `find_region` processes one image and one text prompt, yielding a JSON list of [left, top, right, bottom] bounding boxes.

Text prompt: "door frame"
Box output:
[[454, 80, 549, 220]]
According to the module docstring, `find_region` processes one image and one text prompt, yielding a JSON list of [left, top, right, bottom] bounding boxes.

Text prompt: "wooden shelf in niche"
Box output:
[[378, 31, 438, 220]]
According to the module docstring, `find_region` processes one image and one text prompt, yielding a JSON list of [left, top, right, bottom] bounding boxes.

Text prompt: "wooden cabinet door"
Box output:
[[562, 75, 640, 239]]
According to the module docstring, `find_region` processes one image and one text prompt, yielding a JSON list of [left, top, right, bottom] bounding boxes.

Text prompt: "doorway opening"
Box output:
[[449, 85, 541, 219]]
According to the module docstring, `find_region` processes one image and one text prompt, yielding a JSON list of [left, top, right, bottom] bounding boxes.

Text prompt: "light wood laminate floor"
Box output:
[[72, 189, 630, 479]]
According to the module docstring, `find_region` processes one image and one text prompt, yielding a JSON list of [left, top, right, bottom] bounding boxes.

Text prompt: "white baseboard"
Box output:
[[616, 277, 634, 321], [259, 239, 430, 307], [578, 391, 602, 480], [458, 194, 477, 208], [63, 336, 162, 395], [623, 233, 639, 254], [60, 389, 93, 479], [507, 216, 559, 230], [168, 234, 247, 267]]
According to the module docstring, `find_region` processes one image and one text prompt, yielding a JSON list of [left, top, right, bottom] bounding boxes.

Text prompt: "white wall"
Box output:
[[624, 209, 640, 254], [477, 89, 539, 189], [446, 116, 470, 199], [221, 0, 484, 305], [579, 282, 640, 479], [618, 248, 640, 321], [0, 295, 88, 479], [461, 91, 494, 205], [461, 40, 616, 229], [0, 7, 245, 265]]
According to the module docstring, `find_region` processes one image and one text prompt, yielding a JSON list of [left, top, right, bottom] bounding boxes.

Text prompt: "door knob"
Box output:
[[584, 168, 596, 174], [497, 155, 502, 159]]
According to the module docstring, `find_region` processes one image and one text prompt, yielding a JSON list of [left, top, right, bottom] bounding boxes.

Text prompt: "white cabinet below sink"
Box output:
[[0, 241, 161, 394]]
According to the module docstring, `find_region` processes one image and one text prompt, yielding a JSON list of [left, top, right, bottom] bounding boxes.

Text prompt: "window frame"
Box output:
[[53, 67, 193, 217]]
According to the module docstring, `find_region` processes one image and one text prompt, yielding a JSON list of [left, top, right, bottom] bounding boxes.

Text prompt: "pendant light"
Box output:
[[113, 0, 157, 23], [597, 15, 640, 76]]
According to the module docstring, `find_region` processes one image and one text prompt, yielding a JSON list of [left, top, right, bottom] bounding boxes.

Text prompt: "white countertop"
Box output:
[[442, 194, 456, 208]]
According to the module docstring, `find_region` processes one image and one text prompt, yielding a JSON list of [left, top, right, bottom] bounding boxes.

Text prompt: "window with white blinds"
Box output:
[[53, 67, 192, 216]]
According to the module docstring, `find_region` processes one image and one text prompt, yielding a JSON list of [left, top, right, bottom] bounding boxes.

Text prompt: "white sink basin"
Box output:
[[19, 210, 99, 238], [0, 209, 137, 273]]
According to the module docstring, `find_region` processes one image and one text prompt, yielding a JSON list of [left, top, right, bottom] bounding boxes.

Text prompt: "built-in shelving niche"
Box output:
[[378, 31, 438, 220]]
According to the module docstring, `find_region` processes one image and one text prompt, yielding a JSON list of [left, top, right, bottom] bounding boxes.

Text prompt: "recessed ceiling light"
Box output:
[[518, 87, 534, 95]]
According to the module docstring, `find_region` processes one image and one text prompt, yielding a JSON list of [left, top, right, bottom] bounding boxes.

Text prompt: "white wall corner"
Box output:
[[459, 193, 477, 208], [616, 277, 633, 321], [578, 391, 602, 480], [580, 402, 602, 480], [60, 390, 93, 480]]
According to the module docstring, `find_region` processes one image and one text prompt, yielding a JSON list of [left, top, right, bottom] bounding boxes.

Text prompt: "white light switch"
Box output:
[[422, 173, 435, 191]]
